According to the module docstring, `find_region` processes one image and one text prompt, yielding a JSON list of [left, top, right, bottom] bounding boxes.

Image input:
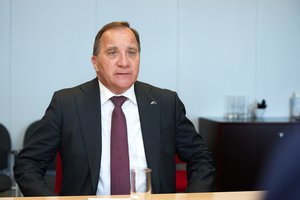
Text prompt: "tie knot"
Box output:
[[111, 96, 127, 107]]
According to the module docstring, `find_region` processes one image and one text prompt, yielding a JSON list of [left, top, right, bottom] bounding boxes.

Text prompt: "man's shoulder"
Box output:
[[55, 78, 98, 95], [135, 81, 175, 96], [134, 81, 180, 106]]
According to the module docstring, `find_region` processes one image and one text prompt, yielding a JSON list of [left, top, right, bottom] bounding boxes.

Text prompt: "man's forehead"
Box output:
[[100, 29, 138, 47], [101, 27, 135, 40]]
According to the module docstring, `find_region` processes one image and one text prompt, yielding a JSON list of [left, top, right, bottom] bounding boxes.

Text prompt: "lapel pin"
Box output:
[[150, 101, 157, 105]]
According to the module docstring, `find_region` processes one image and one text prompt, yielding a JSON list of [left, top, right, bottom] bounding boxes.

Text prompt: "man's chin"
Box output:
[[113, 83, 135, 94]]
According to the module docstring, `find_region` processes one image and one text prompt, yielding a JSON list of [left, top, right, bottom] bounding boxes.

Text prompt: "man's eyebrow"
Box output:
[[128, 46, 138, 51], [104, 46, 138, 52], [105, 46, 118, 51]]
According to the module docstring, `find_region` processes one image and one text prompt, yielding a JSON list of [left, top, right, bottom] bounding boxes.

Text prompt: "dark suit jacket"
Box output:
[[14, 78, 215, 196], [260, 132, 300, 200]]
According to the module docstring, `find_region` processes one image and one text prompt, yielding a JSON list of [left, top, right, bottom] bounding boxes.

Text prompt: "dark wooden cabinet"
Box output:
[[198, 117, 300, 192]]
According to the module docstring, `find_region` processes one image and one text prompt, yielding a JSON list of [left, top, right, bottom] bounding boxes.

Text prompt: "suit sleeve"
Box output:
[[174, 93, 216, 192], [14, 92, 61, 196]]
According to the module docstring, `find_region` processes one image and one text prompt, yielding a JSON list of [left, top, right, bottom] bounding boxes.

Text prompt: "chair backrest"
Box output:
[[0, 123, 13, 193], [23, 120, 41, 147], [0, 123, 11, 170]]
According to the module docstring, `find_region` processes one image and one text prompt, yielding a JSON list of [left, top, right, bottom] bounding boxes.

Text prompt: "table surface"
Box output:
[[199, 116, 300, 123], [0, 191, 265, 200]]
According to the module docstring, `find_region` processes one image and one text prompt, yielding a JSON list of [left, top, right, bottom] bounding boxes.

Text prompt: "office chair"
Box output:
[[24, 120, 57, 191], [175, 154, 187, 192], [54, 152, 62, 194], [0, 123, 13, 193]]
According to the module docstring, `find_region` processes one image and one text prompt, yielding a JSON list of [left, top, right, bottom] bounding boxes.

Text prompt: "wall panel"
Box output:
[[10, 0, 96, 148], [0, 0, 11, 130], [256, 0, 300, 116], [179, 0, 257, 125]]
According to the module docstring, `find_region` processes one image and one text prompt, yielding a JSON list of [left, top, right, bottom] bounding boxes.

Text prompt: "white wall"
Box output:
[[1, 0, 300, 149]]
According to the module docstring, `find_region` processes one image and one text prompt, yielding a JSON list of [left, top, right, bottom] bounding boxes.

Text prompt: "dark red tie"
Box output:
[[110, 96, 130, 195]]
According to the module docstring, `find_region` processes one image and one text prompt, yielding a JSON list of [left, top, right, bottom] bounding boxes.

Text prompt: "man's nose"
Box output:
[[117, 53, 130, 67]]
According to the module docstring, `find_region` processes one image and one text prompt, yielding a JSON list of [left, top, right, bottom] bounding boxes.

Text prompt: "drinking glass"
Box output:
[[224, 95, 248, 119], [131, 168, 151, 200]]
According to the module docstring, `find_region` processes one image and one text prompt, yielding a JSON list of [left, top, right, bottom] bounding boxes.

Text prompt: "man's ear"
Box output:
[[91, 56, 98, 72]]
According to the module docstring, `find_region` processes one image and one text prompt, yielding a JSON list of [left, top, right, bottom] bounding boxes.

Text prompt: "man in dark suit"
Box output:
[[14, 21, 215, 196]]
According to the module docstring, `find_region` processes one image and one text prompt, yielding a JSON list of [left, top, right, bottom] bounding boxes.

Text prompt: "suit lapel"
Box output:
[[135, 82, 161, 193], [75, 78, 101, 193]]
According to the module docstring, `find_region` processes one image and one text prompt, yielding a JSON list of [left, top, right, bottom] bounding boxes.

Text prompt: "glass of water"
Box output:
[[131, 168, 152, 200]]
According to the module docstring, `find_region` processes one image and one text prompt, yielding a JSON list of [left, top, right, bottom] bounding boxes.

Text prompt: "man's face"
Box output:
[[91, 27, 140, 94]]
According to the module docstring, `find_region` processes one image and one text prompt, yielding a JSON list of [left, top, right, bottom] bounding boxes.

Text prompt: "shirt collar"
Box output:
[[98, 80, 137, 105]]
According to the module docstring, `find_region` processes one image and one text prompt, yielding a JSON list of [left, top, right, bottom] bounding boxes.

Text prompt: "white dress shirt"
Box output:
[[96, 81, 148, 195]]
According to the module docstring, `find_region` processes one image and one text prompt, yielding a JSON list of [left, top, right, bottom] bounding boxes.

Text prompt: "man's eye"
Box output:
[[107, 50, 118, 56], [128, 50, 137, 56]]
